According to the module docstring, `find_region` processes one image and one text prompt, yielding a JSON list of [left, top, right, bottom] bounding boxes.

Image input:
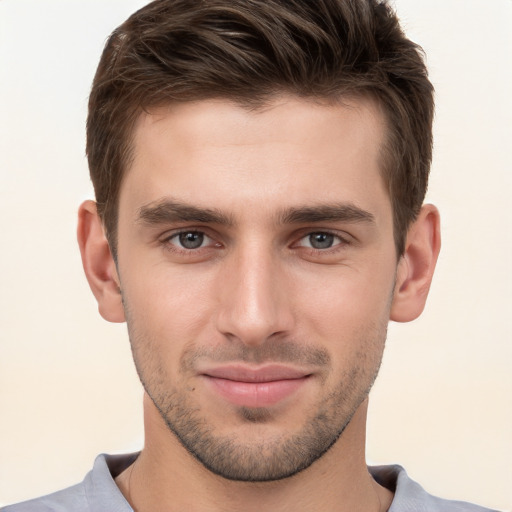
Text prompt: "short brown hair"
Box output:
[[87, 0, 434, 258]]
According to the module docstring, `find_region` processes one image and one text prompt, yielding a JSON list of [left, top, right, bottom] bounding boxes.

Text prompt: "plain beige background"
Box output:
[[0, 0, 511, 509]]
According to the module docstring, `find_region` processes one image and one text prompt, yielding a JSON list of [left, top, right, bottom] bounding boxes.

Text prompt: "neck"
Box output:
[[116, 395, 393, 512]]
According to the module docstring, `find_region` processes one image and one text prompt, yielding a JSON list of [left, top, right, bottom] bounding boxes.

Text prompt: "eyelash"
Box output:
[[159, 229, 352, 257], [161, 230, 219, 254], [295, 231, 350, 251]]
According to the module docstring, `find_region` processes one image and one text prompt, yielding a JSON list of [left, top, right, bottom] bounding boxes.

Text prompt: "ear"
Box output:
[[77, 200, 125, 323], [390, 204, 441, 322]]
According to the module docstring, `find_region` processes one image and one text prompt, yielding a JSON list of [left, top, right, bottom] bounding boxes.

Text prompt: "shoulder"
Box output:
[[370, 465, 500, 512], [0, 483, 87, 512], [1, 453, 137, 512]]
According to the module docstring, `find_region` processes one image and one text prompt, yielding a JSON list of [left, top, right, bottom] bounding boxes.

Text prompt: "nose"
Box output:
[[215, 241, 295, 346]]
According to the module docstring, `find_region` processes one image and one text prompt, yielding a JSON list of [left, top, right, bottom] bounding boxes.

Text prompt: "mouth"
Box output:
[[200, 365, 312, 408]]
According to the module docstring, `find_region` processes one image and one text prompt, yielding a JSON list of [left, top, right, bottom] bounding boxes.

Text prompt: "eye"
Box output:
[[168, 231, 213, 250], [297, 232, 345, 250]]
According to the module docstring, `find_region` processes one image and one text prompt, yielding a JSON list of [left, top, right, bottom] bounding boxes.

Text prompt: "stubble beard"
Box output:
[[125, 317, 387, 483], [149, 364, 378, 482]]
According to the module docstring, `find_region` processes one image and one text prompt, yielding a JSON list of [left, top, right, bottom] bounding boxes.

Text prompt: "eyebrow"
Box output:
[[137, 198, 375, 227], [279, 203, 375, 225], [138, 199, 234, 226]]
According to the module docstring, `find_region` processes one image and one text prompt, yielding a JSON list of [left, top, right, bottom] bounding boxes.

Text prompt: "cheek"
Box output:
[[121, 264, 216, 354], [300, 264, 395, 312], [295, 262, 395, 345]]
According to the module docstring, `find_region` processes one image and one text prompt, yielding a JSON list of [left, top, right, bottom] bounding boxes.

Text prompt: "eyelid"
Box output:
[[157, 226, 353, 257], [160, 228, 220, 251], [293, 229, 352, 248]]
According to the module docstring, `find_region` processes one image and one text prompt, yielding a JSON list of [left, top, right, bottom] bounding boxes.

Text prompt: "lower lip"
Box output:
[[204, 376, 309, 408]]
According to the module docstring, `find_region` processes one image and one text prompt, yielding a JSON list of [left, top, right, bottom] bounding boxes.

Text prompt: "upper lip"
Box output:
[[201, 365, 311, 383]]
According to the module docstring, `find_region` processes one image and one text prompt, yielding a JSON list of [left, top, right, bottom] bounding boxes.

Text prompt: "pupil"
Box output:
[[179, 232, 204, 249], [310, 233, 334, 249]]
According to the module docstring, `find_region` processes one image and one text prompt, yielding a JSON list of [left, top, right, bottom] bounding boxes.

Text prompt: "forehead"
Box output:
[[133, 95, 385, 159], [121, 95, 389, 220]]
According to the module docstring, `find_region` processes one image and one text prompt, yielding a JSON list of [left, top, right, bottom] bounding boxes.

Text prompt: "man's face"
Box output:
[[115, 95, 398, 481]]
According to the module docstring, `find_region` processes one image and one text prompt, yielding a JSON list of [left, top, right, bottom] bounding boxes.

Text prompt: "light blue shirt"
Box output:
[[1, 453, 499, 511]]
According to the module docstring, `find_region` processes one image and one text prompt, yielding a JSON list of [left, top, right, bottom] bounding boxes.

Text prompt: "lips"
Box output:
[[200, 365, 311, 408]]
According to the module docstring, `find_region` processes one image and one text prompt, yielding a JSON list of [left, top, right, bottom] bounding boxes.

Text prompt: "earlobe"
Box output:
[[390, 204, 441, 323], [77, 200, 125, 323]]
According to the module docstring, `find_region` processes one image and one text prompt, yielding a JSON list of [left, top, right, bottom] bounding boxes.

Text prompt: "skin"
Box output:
[[78, 95, 440, 512]]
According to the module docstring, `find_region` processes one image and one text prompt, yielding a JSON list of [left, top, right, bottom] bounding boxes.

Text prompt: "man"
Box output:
[[1, 0, 499, 511]]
